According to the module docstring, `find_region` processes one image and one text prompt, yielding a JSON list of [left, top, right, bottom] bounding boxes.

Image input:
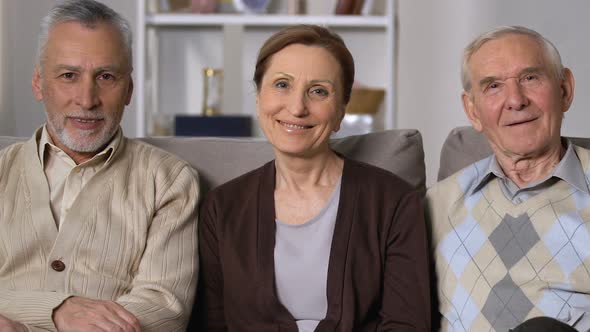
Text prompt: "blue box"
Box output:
[[174, 115, 252, 137]]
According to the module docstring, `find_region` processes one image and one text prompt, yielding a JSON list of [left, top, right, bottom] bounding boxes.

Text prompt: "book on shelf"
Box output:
[[335, 0, 365, 15], [361, 0, 374, 15]]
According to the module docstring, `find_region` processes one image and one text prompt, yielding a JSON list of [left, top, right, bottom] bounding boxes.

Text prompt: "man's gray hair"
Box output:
[[461, 25, 564, 93], [37, 0, 133, 72]]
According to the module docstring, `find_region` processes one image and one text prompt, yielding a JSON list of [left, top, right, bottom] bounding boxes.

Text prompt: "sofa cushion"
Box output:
[[0, 137, 25, 150], [0, 129, 426, 193], [438, 126, 590, 181]]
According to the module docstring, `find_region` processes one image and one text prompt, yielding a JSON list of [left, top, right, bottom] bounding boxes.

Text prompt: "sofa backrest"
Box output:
[[0, 129, 426, 193], [438, 126, 590, 181]]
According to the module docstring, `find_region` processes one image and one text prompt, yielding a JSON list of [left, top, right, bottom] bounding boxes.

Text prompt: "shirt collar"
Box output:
[[553, 140, 590, 194], [36, 125, 122, 167], [468, 139, 590, 196]]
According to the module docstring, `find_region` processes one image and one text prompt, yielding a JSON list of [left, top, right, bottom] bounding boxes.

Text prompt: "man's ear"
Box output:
[[255, 93, 260, 119], [32, 67, 43, 102], [462, 91, 483, 132], [125, 77, 134, 106], [560, 68, 575, 114]]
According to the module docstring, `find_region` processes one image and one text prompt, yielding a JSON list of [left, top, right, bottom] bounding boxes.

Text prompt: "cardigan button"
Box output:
[[51, 260, 66, 272]]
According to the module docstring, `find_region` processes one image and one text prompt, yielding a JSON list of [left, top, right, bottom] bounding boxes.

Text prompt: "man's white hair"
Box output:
[[36, 0, 133, 72], [461, 25, 564, 93]]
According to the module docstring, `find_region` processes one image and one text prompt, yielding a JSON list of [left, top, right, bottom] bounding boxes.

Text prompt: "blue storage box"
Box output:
[[174, 115, 252, 137]]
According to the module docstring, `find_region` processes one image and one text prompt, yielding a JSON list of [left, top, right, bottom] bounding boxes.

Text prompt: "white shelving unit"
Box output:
[[146, 13, 389, 27], [135, 1, 396, 137]]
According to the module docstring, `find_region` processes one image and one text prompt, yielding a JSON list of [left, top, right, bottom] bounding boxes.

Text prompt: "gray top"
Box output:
[[274, 179, 342, 332], [473, 139, 590, 203]]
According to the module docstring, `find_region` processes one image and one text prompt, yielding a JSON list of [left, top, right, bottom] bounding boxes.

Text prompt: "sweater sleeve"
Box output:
[[0, 290, 70, 330], [377, 189, 431, 332], [116, 164, 199, 332]]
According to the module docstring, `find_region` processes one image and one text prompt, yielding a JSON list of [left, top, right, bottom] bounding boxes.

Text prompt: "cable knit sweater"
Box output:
[[0, 132, 199, 331]]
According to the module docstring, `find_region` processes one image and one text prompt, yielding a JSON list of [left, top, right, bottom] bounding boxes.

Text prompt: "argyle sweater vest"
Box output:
[[427, 145, 590, 332]]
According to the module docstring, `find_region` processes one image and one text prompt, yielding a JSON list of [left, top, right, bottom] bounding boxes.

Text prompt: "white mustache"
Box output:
[[65, 110, 105, 120]]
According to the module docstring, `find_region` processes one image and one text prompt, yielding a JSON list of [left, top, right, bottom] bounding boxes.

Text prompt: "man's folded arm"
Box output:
[[0, 290, 70, 330]]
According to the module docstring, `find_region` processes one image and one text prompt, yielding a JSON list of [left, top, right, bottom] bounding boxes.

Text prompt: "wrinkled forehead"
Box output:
[[468, 34, 548, 76], [44, 21, 131, 69]]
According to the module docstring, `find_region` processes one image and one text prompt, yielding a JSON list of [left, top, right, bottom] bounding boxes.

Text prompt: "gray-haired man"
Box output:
[[0, 1, 199, 331], [427, 26, 589, 331]]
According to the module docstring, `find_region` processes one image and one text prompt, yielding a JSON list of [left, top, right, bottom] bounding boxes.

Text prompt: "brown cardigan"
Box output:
[[194, 158, 430, 331]]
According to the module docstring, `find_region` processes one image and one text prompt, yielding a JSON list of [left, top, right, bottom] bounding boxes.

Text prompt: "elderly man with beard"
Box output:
[[0, 1, 199, 331]]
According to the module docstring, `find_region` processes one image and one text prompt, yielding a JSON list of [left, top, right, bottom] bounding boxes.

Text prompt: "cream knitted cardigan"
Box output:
[[0, 132, 199, 331]]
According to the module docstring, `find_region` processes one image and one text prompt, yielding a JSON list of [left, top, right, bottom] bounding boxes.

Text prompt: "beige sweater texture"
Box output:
[[0, 133, 199, 331]]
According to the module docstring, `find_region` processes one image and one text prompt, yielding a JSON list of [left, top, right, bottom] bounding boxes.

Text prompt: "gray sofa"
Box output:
[[0, 129, 427, 194], [7, 126, 588, 195], [438, 126, 590, 181]]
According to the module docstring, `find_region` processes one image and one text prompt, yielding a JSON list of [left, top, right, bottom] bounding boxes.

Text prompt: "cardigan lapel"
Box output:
[[52, 137, 125, 243], [316, 159, 356, 331], [257, 161, 298, 328], [22, 134, 59, 244], [257, 158, 357, 331]]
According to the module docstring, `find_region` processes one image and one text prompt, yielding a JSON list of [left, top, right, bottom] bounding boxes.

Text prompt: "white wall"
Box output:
[[4, 1, 53, 137], [3, 0, 590, 186], [397, 0, 590, 186], [0, 1, 10, 136]]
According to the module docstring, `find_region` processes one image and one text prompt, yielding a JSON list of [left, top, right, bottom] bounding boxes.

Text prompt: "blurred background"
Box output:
[[1, 0, 589, 186]]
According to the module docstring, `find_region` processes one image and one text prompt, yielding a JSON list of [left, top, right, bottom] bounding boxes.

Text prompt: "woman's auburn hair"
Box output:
[[253, 24, 355, 104]]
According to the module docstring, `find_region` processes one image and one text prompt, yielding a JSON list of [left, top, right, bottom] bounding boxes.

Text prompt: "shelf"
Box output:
[[146, 13, 389, 28], [136, 0, 396, 137]]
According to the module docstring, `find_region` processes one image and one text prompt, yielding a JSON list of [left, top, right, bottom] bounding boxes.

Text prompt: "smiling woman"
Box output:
[[256, 43, 344, 160], [195, 25, 431, 331]]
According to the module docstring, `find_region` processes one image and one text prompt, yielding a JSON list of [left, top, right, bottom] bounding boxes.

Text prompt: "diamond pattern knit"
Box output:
[[427, 146, 590, 332]]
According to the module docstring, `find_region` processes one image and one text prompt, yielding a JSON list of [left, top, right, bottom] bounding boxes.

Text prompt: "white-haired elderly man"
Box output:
[[0, 1, 199, 331], [427, 26, 590, 332]]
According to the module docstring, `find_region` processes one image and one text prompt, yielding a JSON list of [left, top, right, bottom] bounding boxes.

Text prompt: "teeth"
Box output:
[[281, 121, 308, 130], [74, 119, 99, 123]]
